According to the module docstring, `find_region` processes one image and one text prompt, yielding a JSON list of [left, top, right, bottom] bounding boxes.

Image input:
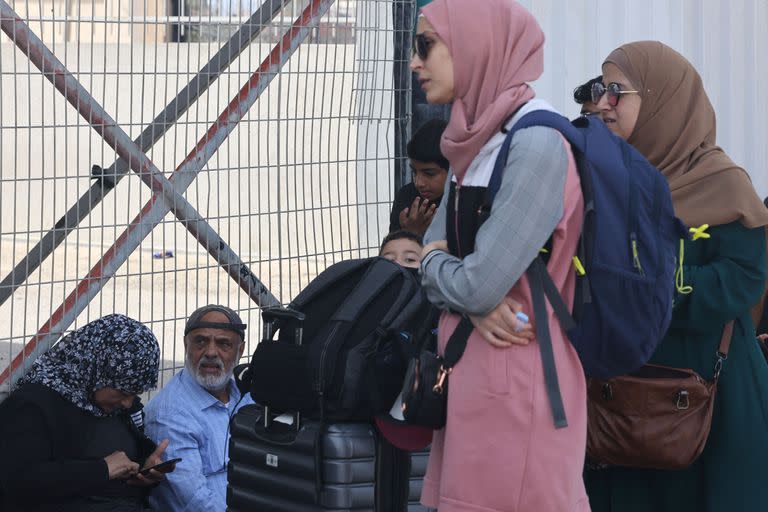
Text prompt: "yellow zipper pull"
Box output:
[[689, 224, 710, 241], [572, 256, 586, 276]]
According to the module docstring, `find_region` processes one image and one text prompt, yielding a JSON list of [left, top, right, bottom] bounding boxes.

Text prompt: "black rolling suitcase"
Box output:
[[227, 308, 431, 512], [408, 447, 431, 511], [227, 405, 432, 511]]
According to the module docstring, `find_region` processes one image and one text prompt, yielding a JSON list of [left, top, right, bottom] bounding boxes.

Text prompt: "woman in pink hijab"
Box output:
[[413, 0, 590, 510]]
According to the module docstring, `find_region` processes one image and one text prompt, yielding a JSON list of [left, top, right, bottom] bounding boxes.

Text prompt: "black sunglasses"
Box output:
[[413, 33, 435, 61], [591, 82, 639, 107]]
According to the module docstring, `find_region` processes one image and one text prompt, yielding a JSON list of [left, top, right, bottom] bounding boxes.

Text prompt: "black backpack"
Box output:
[[245, 257, 428, 422]]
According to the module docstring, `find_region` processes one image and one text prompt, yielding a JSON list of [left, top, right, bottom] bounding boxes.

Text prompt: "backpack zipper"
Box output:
[[630, 232, 644, 276]]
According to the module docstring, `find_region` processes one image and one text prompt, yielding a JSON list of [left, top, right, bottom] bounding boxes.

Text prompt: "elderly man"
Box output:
[[145, 305, 254, 512]]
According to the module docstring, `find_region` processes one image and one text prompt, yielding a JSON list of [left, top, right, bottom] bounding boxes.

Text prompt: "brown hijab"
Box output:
[[604, 41, 768, 229]]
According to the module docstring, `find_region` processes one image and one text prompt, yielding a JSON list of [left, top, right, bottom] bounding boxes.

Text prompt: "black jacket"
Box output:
[[0, 384, 155, 512]]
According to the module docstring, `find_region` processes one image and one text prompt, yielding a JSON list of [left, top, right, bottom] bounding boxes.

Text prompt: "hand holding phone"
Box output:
[[139, 457, 181, 476]]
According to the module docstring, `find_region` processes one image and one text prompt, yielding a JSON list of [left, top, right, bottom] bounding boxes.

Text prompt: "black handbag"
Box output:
[[400, 316, 473, 429]]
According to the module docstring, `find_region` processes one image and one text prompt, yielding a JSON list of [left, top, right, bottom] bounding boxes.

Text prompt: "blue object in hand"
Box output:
[[514, 312, 529, 332]]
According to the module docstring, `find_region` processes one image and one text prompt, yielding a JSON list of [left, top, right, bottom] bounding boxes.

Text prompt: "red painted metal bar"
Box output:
[[0, 0, 335, 394]]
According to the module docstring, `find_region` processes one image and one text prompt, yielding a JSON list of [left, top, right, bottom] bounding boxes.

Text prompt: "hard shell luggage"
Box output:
[[408, 447, 430, 511], [227, 405, 430, 511]]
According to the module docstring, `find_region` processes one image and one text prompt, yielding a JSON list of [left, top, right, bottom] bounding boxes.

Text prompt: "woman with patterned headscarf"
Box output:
[[0, 314, 173, 512], [585, 41, 768, 511], [412, 0, 590, 510]]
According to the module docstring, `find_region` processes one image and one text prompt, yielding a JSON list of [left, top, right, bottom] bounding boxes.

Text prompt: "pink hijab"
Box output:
[[421, 0, 545, 182]]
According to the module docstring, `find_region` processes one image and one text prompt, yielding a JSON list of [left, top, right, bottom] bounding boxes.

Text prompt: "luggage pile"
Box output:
[[227, 258, 434, 511]]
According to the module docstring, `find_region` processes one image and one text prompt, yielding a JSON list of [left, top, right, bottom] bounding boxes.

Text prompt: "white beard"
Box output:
[[186, 356, 233, 392]]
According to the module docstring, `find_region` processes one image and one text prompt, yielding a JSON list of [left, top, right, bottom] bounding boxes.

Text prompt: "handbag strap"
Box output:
[[713, 321, 734, 381], [718, 321, 734, 357], [443, 316, 474, 369]]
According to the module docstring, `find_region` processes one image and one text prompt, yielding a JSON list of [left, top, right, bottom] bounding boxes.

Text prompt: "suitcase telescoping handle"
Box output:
[[260, 306, 305, 341], [261, 307, 305, 430]]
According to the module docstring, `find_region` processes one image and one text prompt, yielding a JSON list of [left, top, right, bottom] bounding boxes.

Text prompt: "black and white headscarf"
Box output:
[[18, 314, 160, 417]]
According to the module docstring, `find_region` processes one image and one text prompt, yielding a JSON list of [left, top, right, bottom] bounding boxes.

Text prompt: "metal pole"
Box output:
[[0, 0, 289, 307], [0, 0, 336, 397], [392, 0, 415, 192], [64, 0, 73, 42]]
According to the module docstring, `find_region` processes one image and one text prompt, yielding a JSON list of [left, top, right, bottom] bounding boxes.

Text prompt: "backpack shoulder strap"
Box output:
[[332, 259, 404, 322], [289, 258, 375, 310], [527, 258, 568, 429], [486, 110, 584, 205], [510, 110, 585, 151], [375, 267, 423, 332], [533, 258, 577, 332]]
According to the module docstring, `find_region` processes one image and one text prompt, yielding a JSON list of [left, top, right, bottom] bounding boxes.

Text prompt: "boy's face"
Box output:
[[380, 238, 423, 269], [410, 159, 448, 202]]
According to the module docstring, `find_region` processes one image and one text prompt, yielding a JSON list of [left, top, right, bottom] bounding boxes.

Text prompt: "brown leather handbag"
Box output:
[[586, 322, 733, 470]]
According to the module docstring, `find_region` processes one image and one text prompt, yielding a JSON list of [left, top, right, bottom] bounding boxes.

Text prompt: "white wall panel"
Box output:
[[514, 0, 768, 197]]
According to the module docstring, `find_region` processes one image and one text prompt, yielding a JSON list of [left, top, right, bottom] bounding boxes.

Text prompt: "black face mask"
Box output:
[[403, 265, 420, 279]]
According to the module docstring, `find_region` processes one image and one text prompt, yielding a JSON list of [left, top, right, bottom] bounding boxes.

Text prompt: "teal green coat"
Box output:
[[585, 221, 768, 512]]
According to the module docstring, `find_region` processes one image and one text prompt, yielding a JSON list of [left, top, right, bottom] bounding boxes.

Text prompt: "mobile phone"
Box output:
[[139, 457, 181, 475]]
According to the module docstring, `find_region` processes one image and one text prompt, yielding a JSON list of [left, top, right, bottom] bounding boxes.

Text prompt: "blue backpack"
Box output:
[[489, 111, 687, 428]]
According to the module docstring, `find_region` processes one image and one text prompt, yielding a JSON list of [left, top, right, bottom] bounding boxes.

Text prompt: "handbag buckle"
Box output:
[[675, 389, 690, 410], [713, 351, 726, 380], [433, 365, 452, 394]]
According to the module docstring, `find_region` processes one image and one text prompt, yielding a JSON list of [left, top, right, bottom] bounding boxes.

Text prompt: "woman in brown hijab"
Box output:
[[584, 41, 768, 512]]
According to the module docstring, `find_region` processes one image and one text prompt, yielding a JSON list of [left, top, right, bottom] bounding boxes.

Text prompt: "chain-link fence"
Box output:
[[0, 0, 411, 398]]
